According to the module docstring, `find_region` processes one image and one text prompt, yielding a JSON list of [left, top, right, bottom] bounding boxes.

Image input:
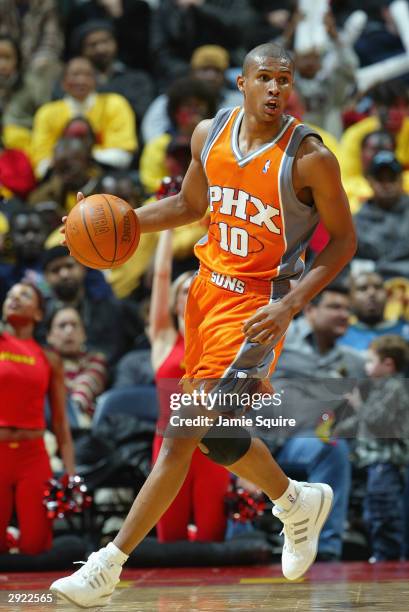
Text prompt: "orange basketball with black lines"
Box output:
[[65, 194, 140, 269]]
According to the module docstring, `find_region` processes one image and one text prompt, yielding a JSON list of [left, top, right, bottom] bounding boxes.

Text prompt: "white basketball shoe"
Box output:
[[273, 482, 334, 580], [50, 543, 123, 608]]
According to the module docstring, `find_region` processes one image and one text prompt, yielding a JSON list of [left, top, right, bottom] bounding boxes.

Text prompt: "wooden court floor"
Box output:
[[1, 562, 409, 611]]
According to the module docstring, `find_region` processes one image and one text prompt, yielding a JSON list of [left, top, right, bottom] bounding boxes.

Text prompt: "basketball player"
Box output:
[[51, 43, 356, 608]]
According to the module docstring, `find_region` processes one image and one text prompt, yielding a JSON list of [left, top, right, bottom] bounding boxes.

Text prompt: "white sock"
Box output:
[[105, 542, 129, 566], [272, 479, 300, 512]]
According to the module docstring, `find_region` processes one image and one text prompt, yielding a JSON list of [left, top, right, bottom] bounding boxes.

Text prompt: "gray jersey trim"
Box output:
[[276, 124, 322, 281], [201, 107, 237, 170], [231, 111, 295, 167]]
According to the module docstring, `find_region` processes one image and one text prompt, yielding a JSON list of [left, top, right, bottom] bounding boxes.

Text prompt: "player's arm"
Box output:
[[134, 121, 211, 233], [244, 140, 356, 344], [281, 140, 357, 314], [61, 122, 211, 242]]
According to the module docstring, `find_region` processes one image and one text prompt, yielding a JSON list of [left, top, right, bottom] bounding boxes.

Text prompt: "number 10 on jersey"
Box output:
[[219, 222, 249, 257]]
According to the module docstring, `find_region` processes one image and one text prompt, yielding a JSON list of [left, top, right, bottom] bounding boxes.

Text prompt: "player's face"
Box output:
[[47, 307, 86, 356], [237, 57, 293, 123], [3, 283, 42, 325]]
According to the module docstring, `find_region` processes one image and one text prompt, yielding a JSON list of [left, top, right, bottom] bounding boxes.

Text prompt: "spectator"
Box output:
[[139, 77, 217, 193], [342, 129, 409, 214], [151, 229, 230, 542], [151, 0, 257, 89], [0, 35, 22, 116], [0, 281, 75, 554], [0, 210, 47, 305], [62, 116, 96, 151], [0, 0, 62, 75], [245, 0, 295, 50], [30, 57, 137, 178], [340, 80, 409, 181], [353, 0, 408, 68], [339, 271, 409, 352], [29, 137, 102, 214], [0, 110, 36, 201], [335, 335, 409, 561], [95, 169, 145, 210], [40, 246, 132, 366], [271, 284, 365, 560], [32, 200, 66, 235], [353, 151, 409, 278], [62, 0, 152, 72], [293, 8, 358, 138], [46, 305, 108, 429], [70, 19, 154, 126], [0, 2, 62, 153], [141, 44, 242, 144]]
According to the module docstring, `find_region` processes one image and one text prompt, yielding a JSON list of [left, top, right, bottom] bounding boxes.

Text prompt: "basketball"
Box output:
[[65, 194, 140, 270]]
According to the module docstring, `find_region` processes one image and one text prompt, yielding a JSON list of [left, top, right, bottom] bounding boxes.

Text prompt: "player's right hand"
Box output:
[[60, 192, 85, 246]]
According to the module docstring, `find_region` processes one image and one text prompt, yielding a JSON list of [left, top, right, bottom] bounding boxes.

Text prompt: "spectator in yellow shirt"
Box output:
[[340, 80, 409, 181], [30, 57, 137, 178], [343, 130, 409, 214]]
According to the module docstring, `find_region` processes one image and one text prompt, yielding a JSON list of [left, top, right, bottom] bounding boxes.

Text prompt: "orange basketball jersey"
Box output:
[[195, 107, 321, 282]]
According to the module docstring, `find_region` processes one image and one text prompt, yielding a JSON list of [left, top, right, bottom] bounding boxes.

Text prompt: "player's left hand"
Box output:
[[242, 301, 293, 344]]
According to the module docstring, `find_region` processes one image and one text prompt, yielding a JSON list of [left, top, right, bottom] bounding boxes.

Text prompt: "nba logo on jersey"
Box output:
[[262, 160, 271, 174]]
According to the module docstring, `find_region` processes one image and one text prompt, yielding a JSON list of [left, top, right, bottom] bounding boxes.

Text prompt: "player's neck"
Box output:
[[239, 113, 286, 155]]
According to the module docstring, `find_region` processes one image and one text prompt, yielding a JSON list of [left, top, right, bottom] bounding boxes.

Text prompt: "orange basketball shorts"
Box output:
[[183, 266, 289, 381]]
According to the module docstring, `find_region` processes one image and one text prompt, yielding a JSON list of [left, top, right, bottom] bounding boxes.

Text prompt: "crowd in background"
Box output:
[[1, 0, 409, 565]]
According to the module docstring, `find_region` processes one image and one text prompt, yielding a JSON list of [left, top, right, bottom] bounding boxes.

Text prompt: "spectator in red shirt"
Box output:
[[0, 111, 36, 200]]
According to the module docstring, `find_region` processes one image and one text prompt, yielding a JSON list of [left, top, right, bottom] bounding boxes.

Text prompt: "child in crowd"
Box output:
[[336, 335, 409, 561]]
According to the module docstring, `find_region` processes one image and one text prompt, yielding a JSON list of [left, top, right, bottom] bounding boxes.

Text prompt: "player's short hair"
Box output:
[[242, 43, 294, 75], [370, 335, 409, 373]]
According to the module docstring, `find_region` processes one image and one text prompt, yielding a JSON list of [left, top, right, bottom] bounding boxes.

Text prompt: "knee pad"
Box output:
[[200, 426, 251, 466]]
